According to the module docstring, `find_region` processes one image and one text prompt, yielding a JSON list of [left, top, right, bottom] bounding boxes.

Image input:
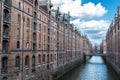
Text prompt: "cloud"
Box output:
[[71, 19, 110, 44], [51, 0, 107, 18]]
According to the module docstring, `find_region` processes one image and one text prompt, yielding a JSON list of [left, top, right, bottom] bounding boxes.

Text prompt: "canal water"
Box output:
[[58, 56, 119, 80]]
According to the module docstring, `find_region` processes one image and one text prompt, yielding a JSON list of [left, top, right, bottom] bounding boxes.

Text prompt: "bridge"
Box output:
[[83, 53, 106, 62], [85, 53, 106, 57]]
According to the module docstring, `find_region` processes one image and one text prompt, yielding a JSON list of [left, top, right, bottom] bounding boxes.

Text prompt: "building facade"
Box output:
[[0, 0, 92, 80], [100, 40, 107, 54], [106, 7, 120, 76]]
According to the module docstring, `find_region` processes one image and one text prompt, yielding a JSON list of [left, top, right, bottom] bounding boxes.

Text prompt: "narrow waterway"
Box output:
[[58, 56, 119, 80]]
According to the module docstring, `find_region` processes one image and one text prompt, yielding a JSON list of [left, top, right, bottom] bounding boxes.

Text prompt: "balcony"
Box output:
[[1, 68, 7, 74], [3, 26, 9, 40], [32, 66, 35, 71], [33, 34, 36, 44], [34, 7, 37, 13], [33, 20, 37, 24], [33, 15, 37, 23], [15, 67, 20, 72], [33, 27, 36, 33], [32, 56, 35, 72], [32, 44, 36, 54], [2, 41, 8, 55]]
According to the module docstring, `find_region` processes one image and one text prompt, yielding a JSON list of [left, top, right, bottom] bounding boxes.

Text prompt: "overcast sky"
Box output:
[[51, 0, 120, 45]]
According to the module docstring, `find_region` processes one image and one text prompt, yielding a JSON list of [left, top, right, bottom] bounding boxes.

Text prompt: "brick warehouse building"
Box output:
[[100, 40, 107, 54], [106, 7, 120, 76], [0, 0, 92, 80]]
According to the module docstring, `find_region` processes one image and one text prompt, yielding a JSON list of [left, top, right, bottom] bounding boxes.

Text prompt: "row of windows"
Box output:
[[15, 54, 55, 68]]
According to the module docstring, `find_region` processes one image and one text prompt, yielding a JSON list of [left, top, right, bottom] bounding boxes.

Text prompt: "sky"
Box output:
[[51, 0, 120, 45]]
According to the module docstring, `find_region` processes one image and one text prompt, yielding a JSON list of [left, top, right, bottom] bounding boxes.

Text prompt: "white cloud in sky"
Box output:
[[71, 19, 110, 30], [51, 0, 107, 18], [71, 19, 110, 44]]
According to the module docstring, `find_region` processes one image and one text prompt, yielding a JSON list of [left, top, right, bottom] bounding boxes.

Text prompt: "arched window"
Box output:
[[25, 56, 29, 67], [34, 0, 37, 8], [38, 55, 41, 64], [51, 54, 52, 62], [26, 42, 29, 49], [32, 56, 35, 67], [17, 41, 20, 48], [15, 56, 20, 68], [43, 54, 45, 63], [32, 56, 35, 72]]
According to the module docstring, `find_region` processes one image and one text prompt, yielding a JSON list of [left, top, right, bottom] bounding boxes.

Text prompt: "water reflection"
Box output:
[[58, 56, 119, 80]]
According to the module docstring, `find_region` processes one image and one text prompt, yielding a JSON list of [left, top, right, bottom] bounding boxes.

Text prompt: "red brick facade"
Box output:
[[106, 7, 120, 75], [0, 0, 92, 80]]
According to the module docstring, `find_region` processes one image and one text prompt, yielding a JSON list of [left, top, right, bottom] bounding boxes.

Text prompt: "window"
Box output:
[[17, 41, 20, 48], [32, 56, 35, 72], [2, 41, 8, 54], [40, 15, 41, 20], [18, 14, 21, 25], [47, 55, 49, 63], [3, 25, 9, 37], [23, 16, 25, 22], [26, 42, 29, 49], [39, 23, 41, 31], [38, 55, 41, 64], [2, 57, 8, 73], [17, 28, 20, 39], [15, 56, 20, 68], [26, 31, 29, 40], [44, 17, 46, 22], [27, 18, 30, 27], [25, 56, 29, 67], [83, 40, 85, 48], [32, 56, 35, 66], [33, 33, 36, 41], [39, 35, 41, 48], [33, 44, 36, 52], [28, 8, 30, 13], [19, 2, 21, 8], [39, 43, 40, 48], [55, 54, 56, 60], [51, 54, 52, 61], [43, 54, 45, 63], [44, 25, 46, 33], [4, 0, 10, 7], [3, 9, 9, 22], [28, 0, 33, 3]]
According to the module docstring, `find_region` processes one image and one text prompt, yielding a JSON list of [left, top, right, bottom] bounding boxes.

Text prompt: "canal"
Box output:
[[58, 56, 119, 80]]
